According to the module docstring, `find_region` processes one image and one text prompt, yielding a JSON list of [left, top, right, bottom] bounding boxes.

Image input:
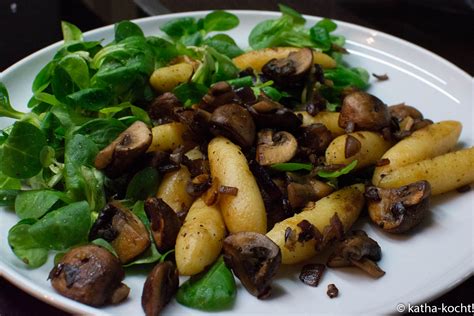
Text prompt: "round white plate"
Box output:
[[1, 11, 473, 315]]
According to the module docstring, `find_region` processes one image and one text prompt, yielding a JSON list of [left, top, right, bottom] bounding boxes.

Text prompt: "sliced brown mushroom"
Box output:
[[262, 48, 313, 86], [298, 123, 333, 156], [89, 201, 150, 264], [338, 91, 391, 132], [144, 197, 182, 253], [256, 130, 298, 166], [223, 232, 282, 299], [199, 81, 236, 112], [251, 98, 283, 113], [327, 230, 385, 278], [49, 245, 129, 306], [286, 174, 334, 209], [186, 173, 212, 197], [210, 103, 256, 148], [365, 181, 431, 233], [148, 92, 182, 123], [249, 160, 293, 229], [389, 103, 433, 140], [142, 261, 179, 316], [250, 106, 303, 131], [95, 121, 152, 177]]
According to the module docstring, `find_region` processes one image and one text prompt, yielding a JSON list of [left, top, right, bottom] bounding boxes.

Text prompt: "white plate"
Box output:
[[1, 11, 473, 315]]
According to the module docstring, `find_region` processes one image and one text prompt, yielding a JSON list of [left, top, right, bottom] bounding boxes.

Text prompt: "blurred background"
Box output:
[[0, 0, 473, 314], [0, 0, 473, 74]]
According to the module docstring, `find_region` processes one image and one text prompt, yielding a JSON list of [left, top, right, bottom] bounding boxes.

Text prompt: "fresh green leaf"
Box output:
[[61, 21, 83, 42], [209, 34, 238, 45], [249, 16, 293, 49], [226, 76, 253, 88], [278, 4, 306, 25], [261, 86, 290, 102], [99, 102, 151, 125], [115, 20, 144, 42], [330, 34, 345, 47], [160, 17, 198, 38], [58, 54, 90, 90], [131, 200, 149, 226], [146, 36, 179, 67], [324, 66, 370, 90], [0, 189, 20, 207], [15, 190, 71, 219], [309, 25, 331, 51], [64, 134, 99, 201], [66, 87, 111, 111], [79, 166, 106, 212], [40, 112, 64, 150], [74, 118, 126, 149], [0, 121, 46, 179], [318, 160, 358, 178], [0, 171, 21, 190], [173, 82, 208, 107], [271, 162, 313, 172], [176, 257, 236, 310], [326, 102, 339, 112], [207, 47, 239, 82], [32, 61, 57, 94], [126, 167, 161, 201], [180, 32, 203, 46], [92, 238, 118, 257], [34, 92, 61, 107], [203, 11, 239, 32], [316, 18, 337, 32], [123, 242, 161, 267], [8, 219, 48, 268], [0, 82, 24, 120], [29, 201, 91, 250], [204, 38, 244, 59]]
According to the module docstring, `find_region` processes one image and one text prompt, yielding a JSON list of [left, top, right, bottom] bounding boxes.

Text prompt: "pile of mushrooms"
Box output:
[[47, 44, 440, 313]]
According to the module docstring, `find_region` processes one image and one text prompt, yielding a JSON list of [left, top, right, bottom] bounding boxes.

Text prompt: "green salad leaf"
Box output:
[[317, 160, 358, 178], [0, 82, 24, 120], [8, 219, 48, 268], [176, 257, 236, 310], [203, 10, 239, 32], [15, 190, 71, 219], [125, 167, 161, 201], [61, 21, 83, 42], [28, 201, 91, 250], [0, 121, 46, 179], [271, 162, 313, 172]]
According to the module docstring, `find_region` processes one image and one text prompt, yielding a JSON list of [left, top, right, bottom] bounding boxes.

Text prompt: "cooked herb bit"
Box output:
[[317, 160, 358, 179], [327, 284, 339, 298], [372, 73, 389, 81], [218, 185, 239, 196], [271, 162, 313, 172], [299, 263, 326, 287]]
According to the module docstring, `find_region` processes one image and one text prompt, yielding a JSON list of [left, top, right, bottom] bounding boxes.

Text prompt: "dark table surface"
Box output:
[[0, 0, 473, 315]]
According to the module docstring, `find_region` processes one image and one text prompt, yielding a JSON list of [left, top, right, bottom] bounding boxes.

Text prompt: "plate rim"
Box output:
[[0, 9, 473, 315]]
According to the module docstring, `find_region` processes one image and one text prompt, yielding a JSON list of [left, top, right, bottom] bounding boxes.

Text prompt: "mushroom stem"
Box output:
[[350, 258, 385, 279]]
